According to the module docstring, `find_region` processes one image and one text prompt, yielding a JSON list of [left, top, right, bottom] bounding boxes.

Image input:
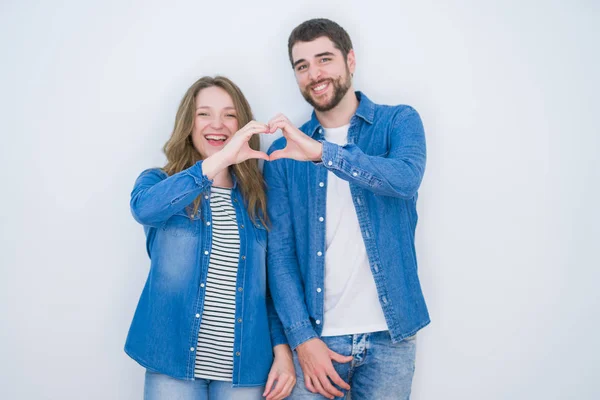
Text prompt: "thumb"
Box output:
[[263, 371, 277, 396], [248, 149, 270, 162], [268, 149, 288, 161], [329, 349, 353, 363]]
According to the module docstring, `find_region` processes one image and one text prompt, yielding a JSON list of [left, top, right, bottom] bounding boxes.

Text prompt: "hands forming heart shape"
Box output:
[[220, 114, 323, 166]]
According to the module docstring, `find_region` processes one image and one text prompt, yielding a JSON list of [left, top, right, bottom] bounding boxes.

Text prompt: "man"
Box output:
[[263, 18, 429, 399]]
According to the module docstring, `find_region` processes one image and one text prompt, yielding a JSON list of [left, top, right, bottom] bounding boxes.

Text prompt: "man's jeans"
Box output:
[[289, 331, 417, 400], [144, 370, 264, 400]]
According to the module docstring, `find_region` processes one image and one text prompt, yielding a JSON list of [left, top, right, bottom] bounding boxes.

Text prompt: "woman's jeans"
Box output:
[[144, 370, 264, 400]]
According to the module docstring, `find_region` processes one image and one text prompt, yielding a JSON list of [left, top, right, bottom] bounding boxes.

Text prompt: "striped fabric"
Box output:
[[194, 187, 240, 381]]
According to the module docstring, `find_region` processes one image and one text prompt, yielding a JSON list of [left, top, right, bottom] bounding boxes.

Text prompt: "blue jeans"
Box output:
[[289, 331, 416, 400], [144, 370, 265, 400]]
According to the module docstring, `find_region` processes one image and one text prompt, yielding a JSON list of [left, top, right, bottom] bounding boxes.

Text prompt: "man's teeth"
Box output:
[[313, 83, 328, 91]]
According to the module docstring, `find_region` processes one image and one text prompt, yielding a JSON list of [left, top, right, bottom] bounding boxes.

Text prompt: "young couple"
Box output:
[[125, 18, 430, 400]]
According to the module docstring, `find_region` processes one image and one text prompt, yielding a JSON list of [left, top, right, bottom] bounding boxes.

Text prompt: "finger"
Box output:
[[271, 113, 290, 124], [266, 375, 287, 400], [263, 373, 277, 397], [327, 367, 351, 391], [319, 372, 344, 398], [268, 119, 285, 130], [247, 149, 270, 161], [272, 376, 289, 399], [271, 120, 299, 140], [329, 349, 354, 364], [244, 120, 269, 131], [268, 120, 282, 134], [304, 374, 317, 394], [239, 120, 268, 133], [241, 125, 269, 138], [280, 378, 296, 399], [268, 149, 288, 161], [270, 116, 287, 125], [267, 117, 279, 133], [268, 119, 290, 134], [267, 113, 285, 125], [253, 122, 270, 132], [312, 375, 334, 399]]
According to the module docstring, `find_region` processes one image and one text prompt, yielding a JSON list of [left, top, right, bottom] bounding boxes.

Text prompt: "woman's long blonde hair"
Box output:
[[163, 76, 266, 225]]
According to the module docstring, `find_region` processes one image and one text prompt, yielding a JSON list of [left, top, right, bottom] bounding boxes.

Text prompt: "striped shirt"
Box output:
[[194, 187, 239, 381]]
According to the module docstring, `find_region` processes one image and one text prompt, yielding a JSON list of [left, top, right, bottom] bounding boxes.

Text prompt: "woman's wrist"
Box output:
[[273, 344, 293, 358], [201, 153, 231, 179]]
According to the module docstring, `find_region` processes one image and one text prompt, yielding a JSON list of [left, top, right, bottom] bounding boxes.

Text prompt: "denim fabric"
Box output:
[[125, 163, 286, 386], [144, 370, 264, 400], [263, 92, 430, 350], [289, 332, 416, 400]]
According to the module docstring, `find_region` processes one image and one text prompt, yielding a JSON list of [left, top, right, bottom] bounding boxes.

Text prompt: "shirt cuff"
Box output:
[[285, 321, 319, 350], [319, 140, 341, 170], [185, 160, 214, 188], [270, 329, 288, 347]]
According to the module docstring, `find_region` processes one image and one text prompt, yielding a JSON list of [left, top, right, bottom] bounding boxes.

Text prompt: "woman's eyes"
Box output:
[[197, 112, 237, 118]]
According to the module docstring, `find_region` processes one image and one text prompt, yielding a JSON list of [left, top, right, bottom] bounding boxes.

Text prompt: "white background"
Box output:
[[1, 1, 598, 399]]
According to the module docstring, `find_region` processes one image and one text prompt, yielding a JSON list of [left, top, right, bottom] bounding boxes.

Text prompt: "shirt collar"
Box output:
[[306, 91, 375, 138]]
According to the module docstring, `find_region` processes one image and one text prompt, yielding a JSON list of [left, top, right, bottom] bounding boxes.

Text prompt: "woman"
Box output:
[[125, 76, 295, 399]]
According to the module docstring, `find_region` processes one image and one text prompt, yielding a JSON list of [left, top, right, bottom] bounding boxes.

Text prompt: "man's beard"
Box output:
[[301, 69, 352, 112]]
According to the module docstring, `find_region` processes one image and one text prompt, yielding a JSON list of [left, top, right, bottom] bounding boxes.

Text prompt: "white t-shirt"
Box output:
[[320, 124, 388, 337]]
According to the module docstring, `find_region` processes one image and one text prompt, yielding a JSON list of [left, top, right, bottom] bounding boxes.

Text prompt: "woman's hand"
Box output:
[[221, 120, 271, 164], [263, 344, 297, 400], [202, 121, 270, 178]]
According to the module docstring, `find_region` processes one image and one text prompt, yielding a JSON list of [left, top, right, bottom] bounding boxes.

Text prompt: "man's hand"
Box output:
[[263, 344, 296, 400], [268, 114, 323, 162], [296, 338, 353, 399]]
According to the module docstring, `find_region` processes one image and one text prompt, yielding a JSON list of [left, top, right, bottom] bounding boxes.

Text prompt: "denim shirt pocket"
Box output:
[[161, 210, 199, 237], [252, 221, 267, 250]]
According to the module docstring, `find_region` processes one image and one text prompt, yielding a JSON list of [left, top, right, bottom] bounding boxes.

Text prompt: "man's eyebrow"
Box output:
[[293, 52, 335, 69], [315, 51, 335, 58], [293, 58, 306, 68]]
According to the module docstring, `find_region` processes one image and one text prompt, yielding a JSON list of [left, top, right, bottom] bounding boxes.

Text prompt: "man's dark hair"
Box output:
[[287, 18, 353, 67]]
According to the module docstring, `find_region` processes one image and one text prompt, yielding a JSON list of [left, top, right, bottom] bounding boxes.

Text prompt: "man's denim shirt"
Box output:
[[263, 92, 430, 350], [124, 164, 286, 386]]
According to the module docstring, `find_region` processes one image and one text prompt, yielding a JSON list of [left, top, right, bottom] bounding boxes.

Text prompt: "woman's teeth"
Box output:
[[205, 135, 227, 142]]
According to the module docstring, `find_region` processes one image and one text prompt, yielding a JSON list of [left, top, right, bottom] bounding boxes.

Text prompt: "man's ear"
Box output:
[[347, 49, 356, 75]]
